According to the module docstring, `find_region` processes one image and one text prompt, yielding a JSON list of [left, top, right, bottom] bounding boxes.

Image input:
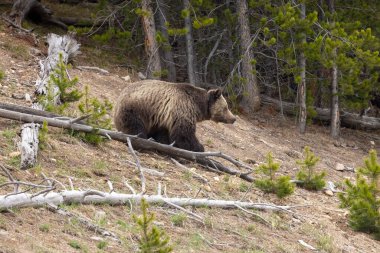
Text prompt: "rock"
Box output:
[[50, 158, 57, 163], [335, 163, 345, 171], [244, 158, 256, 165], [11, 93, 24, 100], [122, 75, 131, 82], [29, 48, 42, 56], [138, 72, 146, 80], [326, 181, 338, 192], [25, 93, 32, 102], [95, 211, 106, 221], [9, 151, 20, 158], [0, 229, 8, 236], [324, 190, 334, 196], [204, 185, 212, 192], [298, 240, 316, 251], [90, 236, 103, 241], [292, 217, 301, 224], [213, 176, 220, 181], [285, 149, 302, 159]]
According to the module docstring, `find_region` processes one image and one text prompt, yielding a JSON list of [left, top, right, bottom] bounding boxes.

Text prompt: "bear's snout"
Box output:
[[222, 111, 237, 124], [226, 115, 236, 124]]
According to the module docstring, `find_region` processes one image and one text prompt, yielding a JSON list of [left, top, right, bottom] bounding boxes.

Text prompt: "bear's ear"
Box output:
[[208, 89, 222, 101]]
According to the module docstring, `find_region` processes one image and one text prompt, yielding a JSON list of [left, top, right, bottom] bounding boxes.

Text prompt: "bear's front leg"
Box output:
[[170, 123, 204, 152]]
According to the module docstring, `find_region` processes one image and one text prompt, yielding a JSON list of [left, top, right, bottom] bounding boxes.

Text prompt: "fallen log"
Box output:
[[0, 102, 58, 118], [18, 33, 80, 169], [0, 190, 293, 211], [0, 102, 86, 125], [0, 108, 254, 182], [261, 95, 380, 130]]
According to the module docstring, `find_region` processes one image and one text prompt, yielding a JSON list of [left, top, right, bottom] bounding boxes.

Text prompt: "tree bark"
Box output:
[[327, 0, 340, 138], [183, 0, 198, 85], [156, 0, 177, 82], [298, 3, 307, 134], [261, 95, 380, 130], [330, 54, 340, 137], [236, 0, 261, 112], [141, 0, 162, 79]]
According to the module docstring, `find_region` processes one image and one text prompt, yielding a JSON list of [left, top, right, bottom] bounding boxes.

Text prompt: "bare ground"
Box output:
[[0, 23, 380, 253]]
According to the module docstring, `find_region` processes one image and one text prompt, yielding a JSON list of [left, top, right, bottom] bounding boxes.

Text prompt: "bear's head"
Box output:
[[208, 89, 236, 124]]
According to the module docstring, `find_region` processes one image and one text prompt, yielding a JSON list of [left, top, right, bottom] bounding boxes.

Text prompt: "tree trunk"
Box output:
[[236, 0, 261, 112], [183, 0, 198, 85], [141, 0, 161, 79], [204, 31, 224, 83], [9, 0, 67, 29], [19, 33, 80, 169], [156, 0, 177, 82], [330, 55, 340, 137], [298, 3, 307, 134], [327, 0, 340, 138]]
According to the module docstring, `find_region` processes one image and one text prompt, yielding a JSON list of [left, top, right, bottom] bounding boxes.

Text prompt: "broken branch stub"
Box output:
[[20, 123, 40, 169]]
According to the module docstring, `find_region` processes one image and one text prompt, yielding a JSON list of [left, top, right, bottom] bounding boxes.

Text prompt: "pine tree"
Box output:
[[133, 199, 173, 253], [255, 152, 295, 198], [296, 146, 326, 190], [339, 150, 380, 239]]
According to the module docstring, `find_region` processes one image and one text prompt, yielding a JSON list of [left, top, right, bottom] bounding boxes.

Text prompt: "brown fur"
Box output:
[[114, 80, 236, 151]]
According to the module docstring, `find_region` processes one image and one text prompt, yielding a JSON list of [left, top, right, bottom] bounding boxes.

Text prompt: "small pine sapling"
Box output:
[[0, 69, 5, 81], [39, 54, 83, 114], [78, 86, 113, 129], [255, 152, 294, 198], [296, 146, 326, 190], [38, 121, 49, 150], [339, 150, 380, 239], [74, 86, 113, 145], [133, 199, 173, 253], [50, 54, 82, 103]]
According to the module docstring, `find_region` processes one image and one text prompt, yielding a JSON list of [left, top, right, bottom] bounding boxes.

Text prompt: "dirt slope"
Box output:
[[0, 24, 380, 253]]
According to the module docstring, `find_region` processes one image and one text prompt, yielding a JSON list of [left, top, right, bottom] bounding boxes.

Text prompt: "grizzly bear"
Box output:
[[114, 80, 236, 152]]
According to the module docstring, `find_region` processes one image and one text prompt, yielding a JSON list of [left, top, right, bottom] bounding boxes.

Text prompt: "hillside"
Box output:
[[0, 20, 380, 253]]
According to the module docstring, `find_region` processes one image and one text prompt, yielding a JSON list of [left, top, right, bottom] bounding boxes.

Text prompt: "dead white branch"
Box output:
[[171, 158, 208, 183], [125, 160, 165, 177], [161, 198, 204, 223], [124, 180, 137, 195], [77, 66, 109, 75], [127, 137, 146, 193], [0, 190, 297, 212], [19, 33, 80, 169], [234, 204, 270, 225]]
